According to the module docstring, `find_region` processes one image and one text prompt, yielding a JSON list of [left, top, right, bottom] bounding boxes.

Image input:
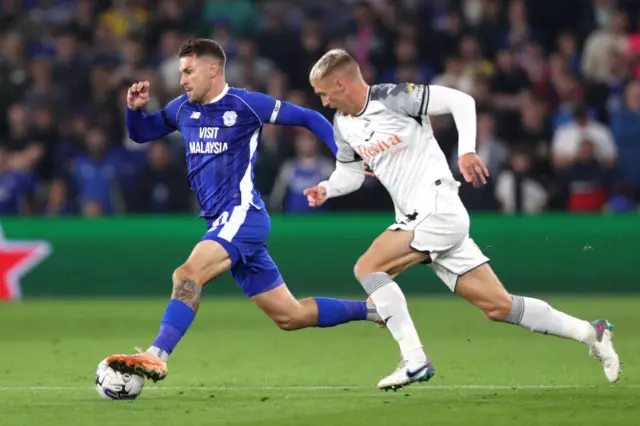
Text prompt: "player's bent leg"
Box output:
[[455, 263, 620, 382], [251, 282, 381, 330], [231, 243, 382, 330], [107, 240, 233, 382], [354, 230, 435, 390], [251, 284, 316, 330], [354, 230, 428, 282]]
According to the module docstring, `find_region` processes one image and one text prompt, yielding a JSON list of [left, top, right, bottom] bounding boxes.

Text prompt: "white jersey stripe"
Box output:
[[217, 127, 260, 242], [269, 100, 281, 123]]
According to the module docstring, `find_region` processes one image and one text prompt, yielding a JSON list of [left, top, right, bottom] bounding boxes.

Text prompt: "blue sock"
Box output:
[[151, 299, 195, 356], [314, 297, 368, 328]]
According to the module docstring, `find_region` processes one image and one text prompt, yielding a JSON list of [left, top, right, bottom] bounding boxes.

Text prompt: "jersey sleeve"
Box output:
[[241, 91, 281, 124], [125, 94, 187, 143], [370, 83, 429, 118], [242, 90, 338, 155], [334, 118, 362, 163], [163, 94, 188, 128]]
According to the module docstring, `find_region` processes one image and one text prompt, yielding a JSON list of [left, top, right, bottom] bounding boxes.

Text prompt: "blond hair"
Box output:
[[309, 49, 359, 82]]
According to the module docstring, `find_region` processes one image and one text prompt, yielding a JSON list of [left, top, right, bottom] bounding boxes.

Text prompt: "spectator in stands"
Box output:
[[226, 36, 274, 90], [491, 49, 531, 136], [432, 54, 474, 94], [379, 37, 434, 84], [53, 29, 91, 107], [556, 31, 581, 78], [156, 30, 185, 93], [458, 34, 494, 79], [551, 103, 617, 169], [111, 35, 147, 87], [581, 9, 628, 83], [550, 72, 597, 130], [24, 57, 65, 109], [131, 140, 191, 214], [518, 41, 547, 95], [31, 104, 58, 181], [67, 0, 95, 47], [559, 139, 610, 212], [202, 0, 258, 37], [68, 124, 123, 216], [0, 146, 36, 215], [610, 81, 640, 198], [505, 0, 539, 55], [513, 99, 552, 154], [1, 103, 42, 173], [292, 15, 326, 90], [269, 131, 333, 213], [99, 0, 148, 41], [344, 0, 392, 72], [495, 148, 548, 214]]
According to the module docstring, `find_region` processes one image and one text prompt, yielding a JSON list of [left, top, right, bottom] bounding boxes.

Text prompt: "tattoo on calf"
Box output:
[[172, 278, 201, 311]]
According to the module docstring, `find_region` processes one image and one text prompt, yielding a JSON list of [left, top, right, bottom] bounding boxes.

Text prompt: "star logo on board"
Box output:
[[0, 223, 51, 301]]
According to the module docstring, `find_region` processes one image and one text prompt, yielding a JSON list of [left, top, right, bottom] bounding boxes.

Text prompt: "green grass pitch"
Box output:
[[1, 296, 638, 426]]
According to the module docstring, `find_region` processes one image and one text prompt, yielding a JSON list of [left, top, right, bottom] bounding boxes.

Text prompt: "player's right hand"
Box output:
[[127, 81, 151, 110], [303, 185, 327, 207], [459, 153, 489, 188]]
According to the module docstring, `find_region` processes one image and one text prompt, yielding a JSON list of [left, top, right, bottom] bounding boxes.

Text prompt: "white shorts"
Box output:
[[388, 179, 489, 292]]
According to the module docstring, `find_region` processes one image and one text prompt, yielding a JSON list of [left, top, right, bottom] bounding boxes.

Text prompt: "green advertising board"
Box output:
[[0, 214, 636, 299]]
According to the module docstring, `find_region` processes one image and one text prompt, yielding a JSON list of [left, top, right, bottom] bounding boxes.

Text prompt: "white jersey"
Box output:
[[333, 83, 456, 219]]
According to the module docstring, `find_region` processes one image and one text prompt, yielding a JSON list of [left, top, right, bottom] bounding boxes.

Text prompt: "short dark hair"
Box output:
[[178, 38, 226, 67]]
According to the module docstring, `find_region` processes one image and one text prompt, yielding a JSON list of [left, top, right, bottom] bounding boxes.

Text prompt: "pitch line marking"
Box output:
[[0, 385, 633, 392]]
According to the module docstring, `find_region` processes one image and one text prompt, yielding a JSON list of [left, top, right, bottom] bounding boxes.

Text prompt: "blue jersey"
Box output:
[[125, 85, 336, 298], [127, 85, 336, 220]]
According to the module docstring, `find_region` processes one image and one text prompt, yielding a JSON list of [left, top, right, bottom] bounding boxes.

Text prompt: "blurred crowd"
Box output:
[[1, 0, 640, 216]]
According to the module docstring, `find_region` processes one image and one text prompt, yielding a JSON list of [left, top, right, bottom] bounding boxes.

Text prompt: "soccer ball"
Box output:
[[94, 358, 145, 400]]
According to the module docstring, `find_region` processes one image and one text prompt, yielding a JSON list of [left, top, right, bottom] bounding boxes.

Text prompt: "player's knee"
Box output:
[[172, 263, 198, 287], [482, 297, 513, 322], [353, 255, 373, 281]]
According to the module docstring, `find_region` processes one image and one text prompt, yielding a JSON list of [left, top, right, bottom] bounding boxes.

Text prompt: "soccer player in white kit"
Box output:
[[304, 49, 621, 391]]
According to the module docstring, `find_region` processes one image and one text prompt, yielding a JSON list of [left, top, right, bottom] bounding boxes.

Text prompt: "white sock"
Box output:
[[508, 296, 596, 345], [361, 273, 426, 363], [146, 346, 169, 362]]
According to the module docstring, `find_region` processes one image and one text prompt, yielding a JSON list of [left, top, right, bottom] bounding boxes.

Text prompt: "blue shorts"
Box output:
[[202, 205, 284, 297]]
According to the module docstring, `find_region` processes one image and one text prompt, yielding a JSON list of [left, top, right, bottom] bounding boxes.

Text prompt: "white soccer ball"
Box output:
[[94, 358, 145, 400]]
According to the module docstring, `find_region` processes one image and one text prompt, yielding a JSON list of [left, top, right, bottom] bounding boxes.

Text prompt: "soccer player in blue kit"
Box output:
[[106, 39, 382, 381]]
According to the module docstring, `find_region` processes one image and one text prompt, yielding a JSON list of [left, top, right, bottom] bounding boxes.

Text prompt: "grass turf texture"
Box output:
[[1, 297, 638, 426]]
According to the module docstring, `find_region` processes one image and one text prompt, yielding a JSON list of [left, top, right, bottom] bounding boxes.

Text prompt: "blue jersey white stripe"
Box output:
[[165, 86, 279, 219]]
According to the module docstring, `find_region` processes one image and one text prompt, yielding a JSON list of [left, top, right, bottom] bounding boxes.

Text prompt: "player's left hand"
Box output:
[[458, 153, 489, 187], [303, 185, 328, 207]]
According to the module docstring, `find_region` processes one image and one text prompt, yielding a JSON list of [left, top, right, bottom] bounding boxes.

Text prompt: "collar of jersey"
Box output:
[[207, 84, 230, 104]]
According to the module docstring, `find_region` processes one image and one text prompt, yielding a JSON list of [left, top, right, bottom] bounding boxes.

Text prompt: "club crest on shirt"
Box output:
[[223, 111, 237, 126]]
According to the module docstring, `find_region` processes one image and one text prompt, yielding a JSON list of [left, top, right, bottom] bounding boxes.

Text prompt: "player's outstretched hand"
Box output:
[[127, 81, 151, 110], [459, 153, 489, 188], [303, 185, 328, 207]]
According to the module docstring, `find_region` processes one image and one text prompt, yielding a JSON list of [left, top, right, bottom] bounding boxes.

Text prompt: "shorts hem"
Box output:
[[452, 259, 491, 293], [203, 235, 243, 266], [245, 275, 285, 298]]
